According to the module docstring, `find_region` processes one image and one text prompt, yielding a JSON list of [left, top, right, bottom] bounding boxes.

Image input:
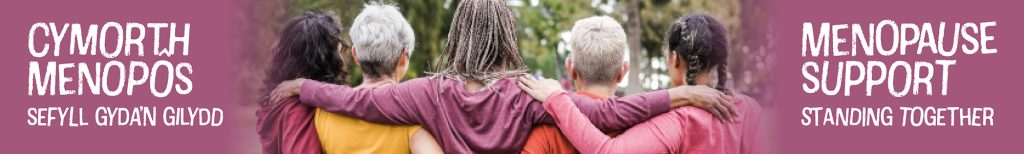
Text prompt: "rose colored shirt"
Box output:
[[543, 91, 763, 154], [299, 76, 671, 153], [256, 98, 323, 154]]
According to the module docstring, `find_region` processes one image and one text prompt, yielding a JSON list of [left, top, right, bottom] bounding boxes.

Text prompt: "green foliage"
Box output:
[[287, 0, 458, 85], [275, 0, 772, 101], [512, 0, 599, 79]]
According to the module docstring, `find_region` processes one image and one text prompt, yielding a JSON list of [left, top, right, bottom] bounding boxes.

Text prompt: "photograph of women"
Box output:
[[10, 0, 1018, 153], [236, 0, 774, 153]]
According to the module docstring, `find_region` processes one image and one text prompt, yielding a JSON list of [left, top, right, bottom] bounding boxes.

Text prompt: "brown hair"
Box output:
[[261, 10, 349, 106]]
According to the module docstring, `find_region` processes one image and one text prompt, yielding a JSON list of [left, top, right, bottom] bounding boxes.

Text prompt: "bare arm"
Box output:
[[410, 128, 444, 154]]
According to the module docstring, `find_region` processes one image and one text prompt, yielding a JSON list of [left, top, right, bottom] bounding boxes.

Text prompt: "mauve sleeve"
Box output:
[[542, 92, 677, 154], [536, 90, 671, 131], [298, 78, 435, 125]]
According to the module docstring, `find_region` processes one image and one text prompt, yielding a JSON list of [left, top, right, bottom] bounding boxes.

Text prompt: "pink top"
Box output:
[[543, 91, 763, 154]]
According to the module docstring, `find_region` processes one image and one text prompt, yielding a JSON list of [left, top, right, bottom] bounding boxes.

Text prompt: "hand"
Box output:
[[269, 78, 308, 105], [673, 85, 738, 123], [516, 76, 566, 102]]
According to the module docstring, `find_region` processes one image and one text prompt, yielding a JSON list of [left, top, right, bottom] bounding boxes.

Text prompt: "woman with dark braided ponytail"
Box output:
[[667, 14, 732, 94], [266, 0, 735, 153], [519, 14, 763, 154]]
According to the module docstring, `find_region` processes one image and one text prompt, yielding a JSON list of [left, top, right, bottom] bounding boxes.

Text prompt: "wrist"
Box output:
[[670, 99, 690, 108], [293, 79, 306, 95], [669, 86, 692, 108], [543, 90, 566, 102]]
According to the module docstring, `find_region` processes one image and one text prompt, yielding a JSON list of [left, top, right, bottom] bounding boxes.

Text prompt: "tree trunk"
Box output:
[[624, 0, 644, 95]]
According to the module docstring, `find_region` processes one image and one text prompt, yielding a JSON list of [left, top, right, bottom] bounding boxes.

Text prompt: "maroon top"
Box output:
[[300, 76, 670, 153], [256, 98, 323, 154]]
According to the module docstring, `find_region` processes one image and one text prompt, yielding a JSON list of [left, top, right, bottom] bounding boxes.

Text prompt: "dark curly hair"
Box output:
[[260, 10, 349, 106], [666, 14, 729, 93]]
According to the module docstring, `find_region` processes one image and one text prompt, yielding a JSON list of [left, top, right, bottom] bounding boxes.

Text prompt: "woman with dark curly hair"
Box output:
[[255, 10, 348, 154]]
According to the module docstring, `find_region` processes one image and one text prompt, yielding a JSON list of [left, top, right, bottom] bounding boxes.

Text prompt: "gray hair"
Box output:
[[349, 2, 415, 78], [569, 16, 627, 84]]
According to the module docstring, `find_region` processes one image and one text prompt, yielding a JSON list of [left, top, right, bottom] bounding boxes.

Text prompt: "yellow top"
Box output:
[[314, 108, 421, 154]]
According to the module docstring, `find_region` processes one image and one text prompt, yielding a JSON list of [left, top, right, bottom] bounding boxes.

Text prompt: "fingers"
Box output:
[[548, 80, 561, 87], [518, 76, 536, 88], [270, 85, 280, 103], [538, 78, 563, 91], [723, 98, 739, 120], [271, 85, 285, 104], [540, 78, 558, 85], [719, 92, 732, 104], [519, 76, 557, 89], [270, 91, 281, 104], [715, 102, 733, 123], [270, 80, 293, 104], [707, 90, 736, 122], [716, 92, 738, 121], [719, 94, 731, 104], [523, 75, 538, 82], [707, 104, 725, 123], [717, 95, 731, 113], [516, 80, 529, 91], [269, 92, 277, 104]]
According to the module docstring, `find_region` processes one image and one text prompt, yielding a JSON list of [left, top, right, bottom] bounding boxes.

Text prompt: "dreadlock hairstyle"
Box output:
[[666, 14, 730, 94], [434, 0, 527, 82], [260, 10, 349, 106]]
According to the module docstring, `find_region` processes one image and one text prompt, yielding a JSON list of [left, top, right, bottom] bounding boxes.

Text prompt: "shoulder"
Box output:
[[258, 98, 313, 121], [278, 98, 313, 113], [731, 93, 761, 110], [729, 93, 763, 120], [672, 93, 762, 122], [388, 76, 449, 90], [405, 76, 441, 84], [489, 77, 530, 94]]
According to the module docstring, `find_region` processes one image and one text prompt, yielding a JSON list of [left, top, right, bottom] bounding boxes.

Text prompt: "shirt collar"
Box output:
[[575, 90, 609, 99]]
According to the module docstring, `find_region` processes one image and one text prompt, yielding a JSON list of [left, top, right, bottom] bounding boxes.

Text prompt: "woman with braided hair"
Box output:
[[518, 14, 764, 154], [267, 0, 736, 153]]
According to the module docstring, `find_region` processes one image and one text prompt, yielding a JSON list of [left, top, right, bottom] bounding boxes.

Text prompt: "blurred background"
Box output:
[[239, 0, 774, 102], [235, 0, 775, 152]]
